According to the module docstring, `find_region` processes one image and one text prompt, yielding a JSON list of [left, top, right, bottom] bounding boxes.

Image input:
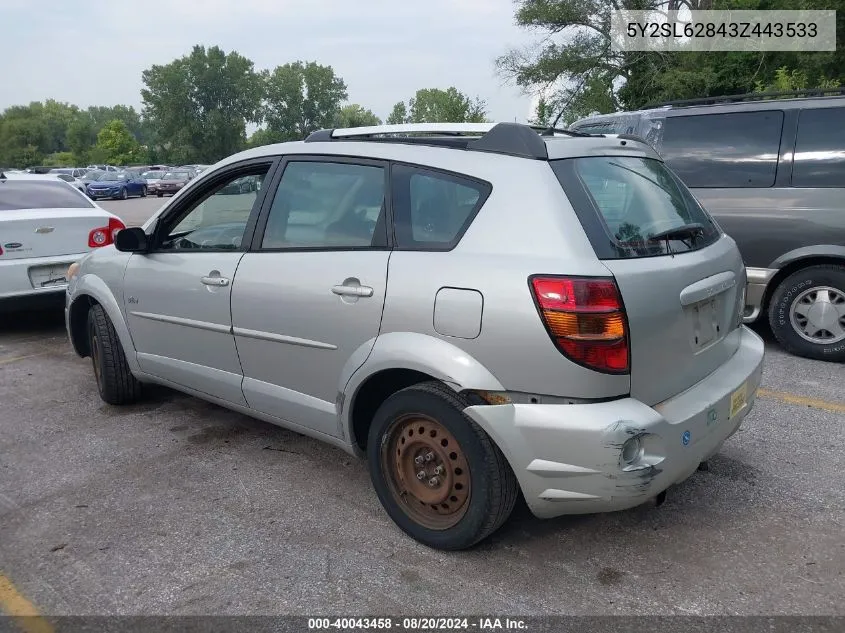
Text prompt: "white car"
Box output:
[[51, 172, 88, 195], [0, 172, 125, 310]]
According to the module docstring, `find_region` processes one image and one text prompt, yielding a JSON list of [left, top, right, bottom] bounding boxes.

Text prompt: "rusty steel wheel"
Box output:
[[380, 414, 471, 530]]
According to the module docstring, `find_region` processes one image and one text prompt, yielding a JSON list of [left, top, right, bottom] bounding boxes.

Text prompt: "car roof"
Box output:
[[211, 122, 662, 171]]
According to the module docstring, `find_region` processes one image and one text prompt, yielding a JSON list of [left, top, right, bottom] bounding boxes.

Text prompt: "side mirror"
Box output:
[[114, 227, 149, 253]]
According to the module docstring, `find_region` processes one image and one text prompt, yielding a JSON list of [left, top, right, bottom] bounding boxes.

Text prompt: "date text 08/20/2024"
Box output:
[[307, 618, 528, 630]]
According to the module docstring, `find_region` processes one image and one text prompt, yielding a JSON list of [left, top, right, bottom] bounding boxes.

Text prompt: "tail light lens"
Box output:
[[530, 276, 630, 374], [88, 217, 126, 248]]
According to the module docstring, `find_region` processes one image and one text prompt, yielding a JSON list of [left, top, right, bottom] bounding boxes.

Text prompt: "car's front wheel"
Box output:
[[768, 265, 845, 362], [87, 304, 142, 405], [156, 192, 163, 197], [367, 381, 518, 550], [141, 186, 147, 197]]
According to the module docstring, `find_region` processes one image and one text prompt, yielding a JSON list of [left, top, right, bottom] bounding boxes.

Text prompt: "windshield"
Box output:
[[49, 168, 73, 175], [551, 156, 721, 259], [0, 180, 94, 210], [85, 171, 111, 181], [142, 171, 162, 179], [164, 172, 189, 180]]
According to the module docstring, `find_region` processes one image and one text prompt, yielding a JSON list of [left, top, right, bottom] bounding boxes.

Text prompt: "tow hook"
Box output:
[[655, 490, 667, 507]]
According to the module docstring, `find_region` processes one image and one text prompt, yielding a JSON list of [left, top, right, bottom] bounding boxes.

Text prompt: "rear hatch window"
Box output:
[[551, 156, 720, 259]]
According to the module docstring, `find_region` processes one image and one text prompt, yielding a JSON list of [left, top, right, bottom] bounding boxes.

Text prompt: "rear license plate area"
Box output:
[[29, 264, 69, 289], [687, 297, 721, 351]]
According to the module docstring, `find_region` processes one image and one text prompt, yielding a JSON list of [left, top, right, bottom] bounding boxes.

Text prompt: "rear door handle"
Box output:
[[332, 285, 373, 297], [202, 276, 230, 287]]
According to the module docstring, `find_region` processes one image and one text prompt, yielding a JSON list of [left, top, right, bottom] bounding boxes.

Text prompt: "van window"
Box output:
[[661, 111, 784, 188], [792, 107, 845, 188]]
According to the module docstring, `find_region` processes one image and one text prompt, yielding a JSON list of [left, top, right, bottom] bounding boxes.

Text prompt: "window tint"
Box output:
[[551, 156, 720, 259], [261, 161, 386, 249], [391, 164, 489, 249], [158, 167, 269, 251], [661, 111, 784, 188], [792, 107, 845, 187], [0, 180, 93, 210]]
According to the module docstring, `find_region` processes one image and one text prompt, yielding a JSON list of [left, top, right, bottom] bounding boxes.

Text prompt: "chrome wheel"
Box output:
[[380, 414, 471, 530], [789, 286, 845, 344]]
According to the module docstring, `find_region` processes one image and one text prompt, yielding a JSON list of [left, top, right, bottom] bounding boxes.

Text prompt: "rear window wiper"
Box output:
[[647, 223, 705, 243]]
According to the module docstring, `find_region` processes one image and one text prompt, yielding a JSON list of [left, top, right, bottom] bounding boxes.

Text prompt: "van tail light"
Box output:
[[529, 276, 630, 374], [89, 217, 126, 248]]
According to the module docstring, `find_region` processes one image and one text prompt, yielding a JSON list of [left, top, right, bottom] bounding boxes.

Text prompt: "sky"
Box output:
[[0, 0, 543, 124]]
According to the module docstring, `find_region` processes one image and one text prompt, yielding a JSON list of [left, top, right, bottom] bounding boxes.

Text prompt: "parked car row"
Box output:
[[569, 90, 845, 362]]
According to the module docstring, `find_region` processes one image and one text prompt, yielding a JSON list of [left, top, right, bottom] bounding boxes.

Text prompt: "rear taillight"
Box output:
[[88, 217, 126, 248], [530, 276, 630, 374]]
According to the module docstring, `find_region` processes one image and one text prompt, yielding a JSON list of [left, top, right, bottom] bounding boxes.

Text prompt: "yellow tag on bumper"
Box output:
[[730, 382, 748, 419]]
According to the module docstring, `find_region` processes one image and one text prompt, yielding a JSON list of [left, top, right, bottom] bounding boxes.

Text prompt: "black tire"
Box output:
[[141, 186, 147, 197], [120, 187, 128, 200], [87, 304, 142, 405], [768, 265, 845, 362], [367, 381, 518, 550], [156, 192, 163, 198]]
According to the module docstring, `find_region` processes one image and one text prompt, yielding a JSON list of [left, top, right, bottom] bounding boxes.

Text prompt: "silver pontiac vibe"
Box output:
[[65, 122, 764, 550]]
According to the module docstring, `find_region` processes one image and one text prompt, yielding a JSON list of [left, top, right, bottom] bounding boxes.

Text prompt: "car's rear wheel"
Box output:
[[768, 265, 845, 362], [367, 381, 518, 550], [87, 304, 142, 405]]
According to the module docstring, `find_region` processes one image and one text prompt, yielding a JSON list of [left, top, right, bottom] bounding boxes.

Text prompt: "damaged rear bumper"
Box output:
[[462, 326, 765, 519]]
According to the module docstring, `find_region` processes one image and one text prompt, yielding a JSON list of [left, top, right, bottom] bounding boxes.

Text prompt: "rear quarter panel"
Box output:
[[377, 157, 631, 400]]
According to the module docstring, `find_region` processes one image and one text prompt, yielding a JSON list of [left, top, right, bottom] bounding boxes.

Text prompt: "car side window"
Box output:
[[260, 160, 387, 249], [391, 164, 490, 250], [156, 166, 271, 252], [792, 107, 845, 188], [660, 111, 784, 188]]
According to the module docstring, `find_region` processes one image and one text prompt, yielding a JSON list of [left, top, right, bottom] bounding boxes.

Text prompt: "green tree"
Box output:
[[246, 128, 279, 148], [142, 45, 264, 163], [263, 61, 348, 141], [96, 120, 141, 165], [0, 109, 48, 167], [88, 105, 144, 142], [334, 104, 381, 128], [386, 102, 408, 125], [390, 88, 487, 123]]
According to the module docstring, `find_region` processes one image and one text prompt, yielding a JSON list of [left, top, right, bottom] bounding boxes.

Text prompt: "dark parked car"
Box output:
[[86, 170, 148, 200], [155, 170, 192, 197], [570, 90, 845, 362]]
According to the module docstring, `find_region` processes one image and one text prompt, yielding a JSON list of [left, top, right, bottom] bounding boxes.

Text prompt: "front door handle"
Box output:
[[202, 276, 230, 287], [332, 284, 373, 297]]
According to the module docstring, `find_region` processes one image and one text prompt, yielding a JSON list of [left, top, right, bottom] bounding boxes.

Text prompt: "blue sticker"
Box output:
[[682, 431, 691, 446]]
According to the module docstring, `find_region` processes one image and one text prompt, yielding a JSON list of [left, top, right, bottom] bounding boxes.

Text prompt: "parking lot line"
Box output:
[[0, 572, 53, 633], [0, 353, 50, 366], [758, 388, 845, 415]]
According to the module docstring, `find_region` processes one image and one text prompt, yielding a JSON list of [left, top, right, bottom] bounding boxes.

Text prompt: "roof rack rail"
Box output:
[[640, 87, 845, 109], [303, 122, 603, 160]]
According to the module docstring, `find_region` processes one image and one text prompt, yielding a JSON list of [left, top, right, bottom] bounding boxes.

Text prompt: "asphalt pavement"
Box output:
[[99, 196, 169, 228], [0, 196, 843, 617]]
